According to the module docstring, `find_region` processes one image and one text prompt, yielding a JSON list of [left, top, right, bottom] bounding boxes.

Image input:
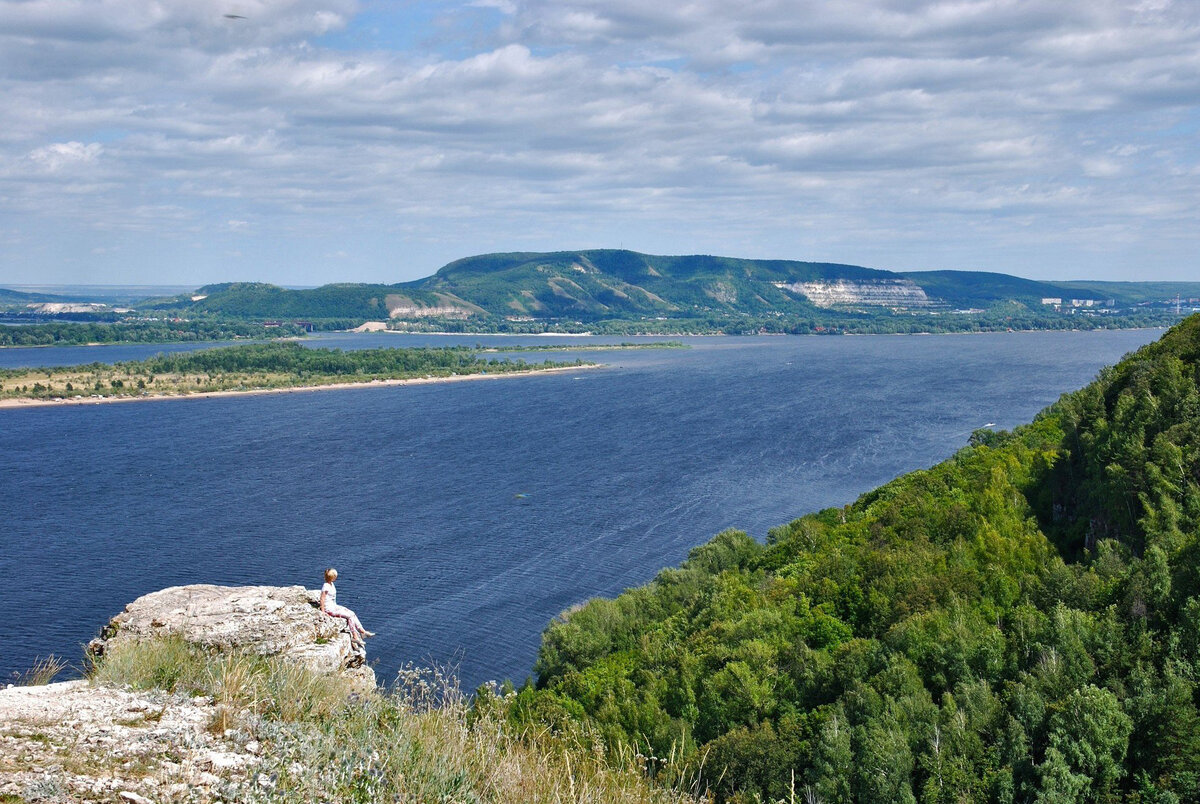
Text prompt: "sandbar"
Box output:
[[0, 363, 602, 410]]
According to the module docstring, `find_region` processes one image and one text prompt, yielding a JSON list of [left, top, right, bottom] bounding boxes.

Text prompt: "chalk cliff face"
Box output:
[[88, 584, 375, 689], [776, 278, 935, 308]]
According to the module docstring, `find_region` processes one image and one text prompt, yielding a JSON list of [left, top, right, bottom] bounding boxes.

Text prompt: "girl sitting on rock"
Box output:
[[320, 567, 374, 643]]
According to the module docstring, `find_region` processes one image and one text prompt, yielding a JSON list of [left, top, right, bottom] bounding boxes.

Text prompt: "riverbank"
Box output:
[[0, 363, 603, 409]]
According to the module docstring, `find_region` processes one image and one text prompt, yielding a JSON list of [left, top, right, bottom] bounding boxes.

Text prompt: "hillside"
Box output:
[[407, 250, 897, 319], [899, 270, 1067, 306], [520, 313, 1200, 803], [0, 286, 89, 304], [144, 281, 482, 321], [129, 251, 1200, 335]]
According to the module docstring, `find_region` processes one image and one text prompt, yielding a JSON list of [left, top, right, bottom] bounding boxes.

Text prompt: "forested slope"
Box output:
[[523, 314, 1200, 803]]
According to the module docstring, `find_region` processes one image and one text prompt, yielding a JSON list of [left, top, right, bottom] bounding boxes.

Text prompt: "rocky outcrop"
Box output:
[[776, 278, 935, 308], [88, 584, 375, 689], [0, 584, 379, 801], [0, 680, 258, 802]]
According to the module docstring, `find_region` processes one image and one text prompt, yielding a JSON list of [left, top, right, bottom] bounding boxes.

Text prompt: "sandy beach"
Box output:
[[0, 363, 602, 410]]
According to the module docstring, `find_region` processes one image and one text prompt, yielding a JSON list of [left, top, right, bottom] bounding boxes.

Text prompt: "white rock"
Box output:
[[89, 584, 375, 687]]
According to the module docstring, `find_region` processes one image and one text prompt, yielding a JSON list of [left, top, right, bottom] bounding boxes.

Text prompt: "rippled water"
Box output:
[[0, 330, 1160, 688]]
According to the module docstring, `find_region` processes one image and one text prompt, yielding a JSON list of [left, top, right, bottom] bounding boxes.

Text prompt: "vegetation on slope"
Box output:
[[0, 342, 587, 401], [87, 635, 702, 804], [522, 313, 1200, 803], [126, 251, 1200, 336], [899, 270, 1068, 306], [143, 281, 471, 321], [412, 250, 887, 319]]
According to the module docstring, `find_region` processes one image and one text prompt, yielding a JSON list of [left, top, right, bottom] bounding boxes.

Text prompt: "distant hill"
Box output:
[[146, 251, 906, 321], [0, 287, 80, 305], [133, 250, 1200, 330], [146, 282, 484, 321], [406, 250, 898, 318], [899, 270, 1068, 306]]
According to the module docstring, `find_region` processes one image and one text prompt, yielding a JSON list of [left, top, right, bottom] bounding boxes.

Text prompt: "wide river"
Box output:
[[0, 329, 1160, 688]]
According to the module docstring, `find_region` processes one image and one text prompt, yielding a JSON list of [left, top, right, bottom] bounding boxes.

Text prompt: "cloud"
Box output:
[[0, 0, 1198, 284], [25, 141, 103, 172]]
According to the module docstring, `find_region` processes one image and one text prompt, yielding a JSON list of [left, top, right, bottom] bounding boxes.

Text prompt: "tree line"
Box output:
[[511, 313, 1200, 803], [0, 320, 310, 347], [0, 342, 587, 399]]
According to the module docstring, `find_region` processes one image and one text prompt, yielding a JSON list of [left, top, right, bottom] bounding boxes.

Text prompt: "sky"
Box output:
[[0, 0, 1198, 288]]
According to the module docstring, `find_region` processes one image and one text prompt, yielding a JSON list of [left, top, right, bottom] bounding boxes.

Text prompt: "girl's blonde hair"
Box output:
[[324, 567, 337, 582]]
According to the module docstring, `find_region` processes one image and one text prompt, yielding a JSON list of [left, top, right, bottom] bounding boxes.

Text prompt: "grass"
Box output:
[[14, 655, 66, 686], [85, 636, 706, 804], [89, 635, 352, 732]]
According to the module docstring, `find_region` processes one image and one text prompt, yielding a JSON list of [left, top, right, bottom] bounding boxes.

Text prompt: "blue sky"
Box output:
[[0, 0, 1197, 287]]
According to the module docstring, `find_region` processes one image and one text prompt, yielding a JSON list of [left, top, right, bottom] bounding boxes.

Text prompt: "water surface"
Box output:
[[0, 330, 1159, 687]]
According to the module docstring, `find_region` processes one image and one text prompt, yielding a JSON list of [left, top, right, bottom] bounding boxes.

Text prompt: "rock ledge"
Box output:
[[89, 584, 375, 689]]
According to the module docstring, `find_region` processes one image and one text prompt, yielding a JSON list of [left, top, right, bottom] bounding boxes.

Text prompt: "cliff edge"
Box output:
[[87, 584, 375, 688], [1, 584, 376, 802]]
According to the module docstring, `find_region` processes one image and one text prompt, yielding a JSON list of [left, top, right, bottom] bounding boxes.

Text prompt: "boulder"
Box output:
[[88, 584, 375, 688]]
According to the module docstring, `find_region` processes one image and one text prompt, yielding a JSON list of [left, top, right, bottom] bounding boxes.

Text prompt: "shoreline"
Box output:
[[0, 325, 1171, 350], [0, 363, 602, 410]]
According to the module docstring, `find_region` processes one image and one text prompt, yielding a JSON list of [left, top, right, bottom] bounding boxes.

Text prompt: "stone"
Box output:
[[1, 584, 382, 799], [89, 584, 376, 687]]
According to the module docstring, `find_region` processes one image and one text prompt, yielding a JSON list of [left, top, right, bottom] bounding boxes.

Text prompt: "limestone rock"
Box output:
[[89, 584, 374, 687], [0, 680, 255, 802]]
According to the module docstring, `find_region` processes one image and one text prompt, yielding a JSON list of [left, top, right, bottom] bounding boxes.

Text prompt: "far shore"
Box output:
[[0, 363, 603, 410], [0, 325, 1171, 350]]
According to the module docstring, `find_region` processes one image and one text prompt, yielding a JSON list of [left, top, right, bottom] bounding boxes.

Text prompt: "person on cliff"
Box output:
[[320, 568, 374, 643]]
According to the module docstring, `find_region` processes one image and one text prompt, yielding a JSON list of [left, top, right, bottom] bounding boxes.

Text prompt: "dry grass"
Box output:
[[91, 635, 351, 733], [247, 665, 708, 804], [0, 365, 305, 400], [86, 637, 708, 804], [14, 655, 67, 686]]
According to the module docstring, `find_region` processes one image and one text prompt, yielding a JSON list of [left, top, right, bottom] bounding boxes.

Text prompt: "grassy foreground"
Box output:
[[87, 636, 705, 804]]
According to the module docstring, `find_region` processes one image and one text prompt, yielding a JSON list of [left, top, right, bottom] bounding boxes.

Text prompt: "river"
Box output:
[[0, 329, 1159, 688]]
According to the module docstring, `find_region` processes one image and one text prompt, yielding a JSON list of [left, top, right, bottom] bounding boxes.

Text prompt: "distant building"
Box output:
[[1041, 298, 1062, 306]]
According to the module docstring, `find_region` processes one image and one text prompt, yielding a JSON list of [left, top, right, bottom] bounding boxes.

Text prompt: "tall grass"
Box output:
[[15, 654, 67, 686], [89, 635, 351, 730], [247, 665, 707, 804], [87, 637, 706, 803]]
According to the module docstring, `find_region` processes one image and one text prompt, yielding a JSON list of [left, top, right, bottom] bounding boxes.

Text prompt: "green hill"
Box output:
[[147, 281, 482, 321], [519, 313, 1200, 803], [901, 270, 1074, 306], [407, 250, 891, 319], [143, 251, 900, 324], [0, 287, 88, 305], [135, 250, 1200, 333]]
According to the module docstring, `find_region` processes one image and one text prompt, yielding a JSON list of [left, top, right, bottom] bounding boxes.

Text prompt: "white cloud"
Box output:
[[25, 141, 103, 172], [0, 0, 1198, 283]]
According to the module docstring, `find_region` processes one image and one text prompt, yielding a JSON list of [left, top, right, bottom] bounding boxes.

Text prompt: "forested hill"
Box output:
[[520, 313, 1200, 803], [412, 250, 899, 318], [134, 251, 1200, 330]]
